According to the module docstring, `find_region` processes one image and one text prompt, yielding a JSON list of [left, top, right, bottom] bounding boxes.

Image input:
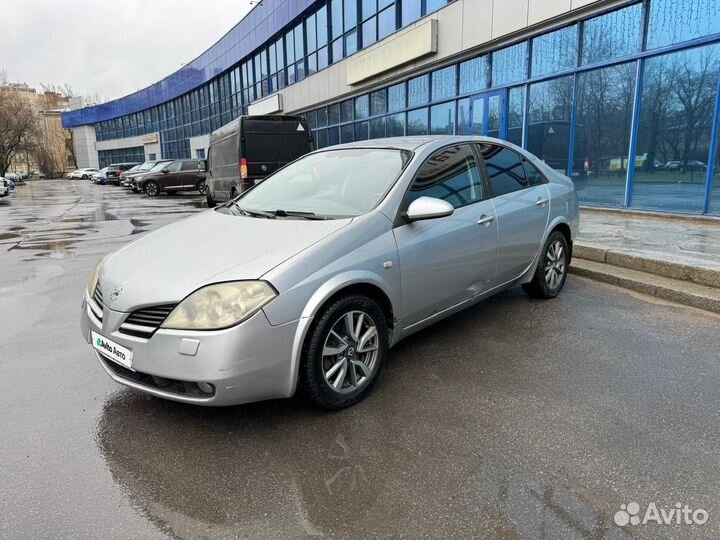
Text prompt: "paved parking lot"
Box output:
[[2, 180, 720, 540]]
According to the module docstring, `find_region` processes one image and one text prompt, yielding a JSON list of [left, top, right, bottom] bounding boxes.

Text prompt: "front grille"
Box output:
[[119, 304, 177, 338], [101, 354, 215, 398]]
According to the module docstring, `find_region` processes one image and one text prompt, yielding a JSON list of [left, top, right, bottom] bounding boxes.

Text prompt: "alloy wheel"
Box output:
[[145, 182, 158, 196], [197, 181, 207, 194], [322, 310, 379, 394], [544, 240, 566, 289]]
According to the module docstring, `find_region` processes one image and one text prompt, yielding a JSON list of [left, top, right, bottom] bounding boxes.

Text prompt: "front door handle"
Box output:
[[536, 197, 549, 207], [477, 214, 495, 226]]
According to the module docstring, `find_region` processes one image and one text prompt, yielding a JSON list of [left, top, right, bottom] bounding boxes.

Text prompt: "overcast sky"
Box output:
[[2, 0, 254, 101]]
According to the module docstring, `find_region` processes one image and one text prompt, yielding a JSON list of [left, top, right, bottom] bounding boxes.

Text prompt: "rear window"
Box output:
[[243, 119, 312, 163]]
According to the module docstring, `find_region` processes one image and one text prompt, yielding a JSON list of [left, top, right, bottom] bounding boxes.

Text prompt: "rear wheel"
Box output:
[[196, 180, 207, 195], [144, 181, 160, 197], [81, 174, 88, 180], [522, 230, 569, 299], [301, 295, 388, 410]]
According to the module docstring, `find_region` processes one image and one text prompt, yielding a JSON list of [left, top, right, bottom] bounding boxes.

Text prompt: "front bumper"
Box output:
[[80, 292, 299, 406]]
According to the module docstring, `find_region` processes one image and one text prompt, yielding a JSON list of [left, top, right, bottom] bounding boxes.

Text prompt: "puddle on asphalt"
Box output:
[[0, 233, 20, 241]]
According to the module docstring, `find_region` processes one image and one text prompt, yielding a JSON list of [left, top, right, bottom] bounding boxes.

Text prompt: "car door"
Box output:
[[479, 143, 550, 280], [393, 144, 499, 328], [161, 160, 183, 190], [179, 160, 200, 190]]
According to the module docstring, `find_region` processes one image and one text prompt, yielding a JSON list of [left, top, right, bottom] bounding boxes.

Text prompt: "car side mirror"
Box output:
[[404, 197, 454, 222]]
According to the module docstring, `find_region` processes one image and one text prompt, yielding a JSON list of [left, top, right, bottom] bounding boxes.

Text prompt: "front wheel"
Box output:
[[81, 174, 88, 180], [523, 230, 570, 299], [205, 189, 216, 208], [301, 295, 388, 410], [144, 181, 160, 197]]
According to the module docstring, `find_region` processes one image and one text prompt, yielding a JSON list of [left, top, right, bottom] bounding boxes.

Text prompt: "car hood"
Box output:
[[98, 210, 351, 312]]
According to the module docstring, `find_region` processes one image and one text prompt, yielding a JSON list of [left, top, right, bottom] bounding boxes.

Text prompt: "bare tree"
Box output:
[[0, 89, 39, 176], [40, 82, 74, 98], [0, 68, 8, 85]]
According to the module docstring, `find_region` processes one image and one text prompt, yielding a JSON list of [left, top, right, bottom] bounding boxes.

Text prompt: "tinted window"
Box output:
[[409, 145, 483, 209], [165, 161, 182, 173], [181, 161, 198, 171], [480, 145, 528, 196], [523, 159, 544, 186]]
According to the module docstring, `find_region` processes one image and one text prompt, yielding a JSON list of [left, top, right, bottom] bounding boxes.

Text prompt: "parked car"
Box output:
[[3, 177, 16, 190], [4, 172, 20, 183], [205, 115, 314, 207], [70, 168, 100, 179], [106, 162, 141, 185], [135, 159, 207, 197], [665, 160, 707, 172], [0, 178, 8, 197], [129, 160, 174, 192], [91, 167, 110, 184], [81, 136, 579, 409], [119, 164, 143, 186]]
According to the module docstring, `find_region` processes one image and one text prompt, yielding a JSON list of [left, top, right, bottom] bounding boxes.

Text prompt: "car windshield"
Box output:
[[128, 165, 141, 172], [148, 161, 171, 172], [138, 162, 155, 171], [237, 148, 412, 218]]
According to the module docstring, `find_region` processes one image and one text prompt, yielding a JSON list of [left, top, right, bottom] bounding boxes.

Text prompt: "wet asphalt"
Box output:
[[1, 180, 719, 540]]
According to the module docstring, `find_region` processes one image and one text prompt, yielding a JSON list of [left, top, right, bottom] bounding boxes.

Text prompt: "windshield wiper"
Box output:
[[267, 209, 329, 220], [230, 202, 276, 219]]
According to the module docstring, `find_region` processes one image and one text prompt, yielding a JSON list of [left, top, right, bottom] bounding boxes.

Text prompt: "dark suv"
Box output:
[[136, 159, 207, 197], [106, 162, 141, 185]]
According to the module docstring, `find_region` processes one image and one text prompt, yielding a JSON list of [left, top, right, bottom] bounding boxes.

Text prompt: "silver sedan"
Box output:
[[81, 136, 579, 409]]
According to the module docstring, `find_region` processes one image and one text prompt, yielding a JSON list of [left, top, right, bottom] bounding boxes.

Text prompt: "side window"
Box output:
[[166, 161, 182, 173], [479, 144, 528, 196], [408, 145, 484, 209], [181, 160, 197, 171], [523, 158, 545, 186]]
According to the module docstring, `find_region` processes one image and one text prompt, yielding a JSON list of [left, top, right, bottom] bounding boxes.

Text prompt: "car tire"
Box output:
[[522, 230, 570, 299], [206, 190, 216, 208], [82, 174, 88, 180], [301, 294, 388, 410], [196, 180, 207, 195], [144, 181, 160, 197]]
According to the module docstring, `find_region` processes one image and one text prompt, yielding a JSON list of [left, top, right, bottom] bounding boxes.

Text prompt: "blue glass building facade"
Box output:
[[63, 0, 720, 215]]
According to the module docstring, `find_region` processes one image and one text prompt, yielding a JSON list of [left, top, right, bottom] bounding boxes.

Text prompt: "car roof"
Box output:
[[325, 135, 516, 152]]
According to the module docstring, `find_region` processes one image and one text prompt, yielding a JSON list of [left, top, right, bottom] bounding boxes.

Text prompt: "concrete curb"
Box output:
[[570, 259, 720, 314], [580, 206, 720, 224], [573, 242, 720, 289]]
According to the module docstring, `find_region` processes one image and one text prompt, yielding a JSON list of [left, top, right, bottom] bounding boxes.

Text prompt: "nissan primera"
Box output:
[[81, 136, 578, 409]]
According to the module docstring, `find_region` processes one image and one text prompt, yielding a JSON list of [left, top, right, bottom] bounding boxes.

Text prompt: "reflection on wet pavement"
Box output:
[[2, 181, 719, 539]]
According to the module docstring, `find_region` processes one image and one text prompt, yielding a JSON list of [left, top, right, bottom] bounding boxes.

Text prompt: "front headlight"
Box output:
[[87, 255, 108, 296], [161, 281, 277, 330]]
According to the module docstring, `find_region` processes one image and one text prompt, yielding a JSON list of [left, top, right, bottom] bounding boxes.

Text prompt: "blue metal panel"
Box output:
[[625, 59, 644, 208], [703, 68, 720, 214], [62, 0, 316, 127]]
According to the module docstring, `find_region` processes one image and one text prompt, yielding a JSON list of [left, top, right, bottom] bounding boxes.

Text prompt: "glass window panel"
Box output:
[[307, 14, 317, 52], [332, 38, 343, 62], [711, 137, 720, 214], [363, 0, 377, 19], [527, 75, 574, 173], [582, 4, 642, 65], [331, 0, 343, 38], [402, 0, 421, 26], [633, 45, 719, 212], [459, 56, 488, 95], [492, 42, 528, 86], [296, 60, 305, 82], [379, 6, 396, 39], [341, 123, 355, 142], [355, 94, 370, 119], [388, 82, 406, 111], [286, 30, 296, 63], [318, 46, 329, 70], [363, 17, 378, 47], [573, 64, 636, 207], [408, 74, 429, 107], [508, 86, 525, 147], [532, 25, 578, 77], [647, 0, 720, 49], [457, 98, 472, 135], [407, 107, 429, 135], [371, 89, 387, 115], [307, 53, 318, 75], [328, 103, 341, 125], [318, 106, 328, 127], [355, 121, 370, 140], [380, 0, 394, 8], [317, 6, 328, 47], [426, 0, 447, 13], [328, 126, 341, 145], [345, 30, 358, 55], [387, 113, 406, 136], [341, 99, 354, 122], [345, 0, 358, 29], [316, 128, 329, 148], [430, 101, 456, 135], [370, 116, 386, 138], [276, 37, 286, 69], [294, 23, 305, 60], [431, 65, 457, 101]]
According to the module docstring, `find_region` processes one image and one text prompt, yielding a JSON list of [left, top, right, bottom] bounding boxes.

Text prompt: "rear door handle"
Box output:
[[536, 197, 549, 207], [477, 214, 495, 226]]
